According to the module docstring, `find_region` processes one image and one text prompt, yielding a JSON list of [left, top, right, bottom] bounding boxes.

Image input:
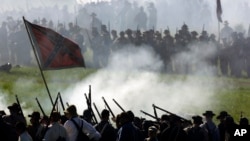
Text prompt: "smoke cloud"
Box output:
[[64, 44, 231, 120]]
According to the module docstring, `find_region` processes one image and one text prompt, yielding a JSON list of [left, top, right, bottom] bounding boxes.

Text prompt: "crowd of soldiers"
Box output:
[[0, 15, 250, 77], [0, 101, 249, 141]]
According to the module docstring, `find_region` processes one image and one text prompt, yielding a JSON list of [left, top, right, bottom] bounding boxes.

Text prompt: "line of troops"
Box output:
[[0, 102, 250, 141], [1, 17, 250, 78]]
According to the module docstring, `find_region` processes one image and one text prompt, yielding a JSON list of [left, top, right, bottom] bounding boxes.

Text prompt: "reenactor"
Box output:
[[91, 27, 103, 68], [185, 115, 208, 141]]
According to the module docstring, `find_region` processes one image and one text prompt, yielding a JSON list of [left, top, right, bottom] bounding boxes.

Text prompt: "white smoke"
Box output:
[[64, 44, 231, 121]]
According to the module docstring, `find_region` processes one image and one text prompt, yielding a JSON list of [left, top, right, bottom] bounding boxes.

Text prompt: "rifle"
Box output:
[[140, 110, 158, 120], [15, 95, 24, 118], [84, 93, 98, 124], [102, 97, 115, 118], [112, 98, 125, 112], [152, 104, 159, 122], [58, 92, 65, 111], [152, 104, 191, 124], [93, 102, 101, 120], [35, 97, 46, 117]]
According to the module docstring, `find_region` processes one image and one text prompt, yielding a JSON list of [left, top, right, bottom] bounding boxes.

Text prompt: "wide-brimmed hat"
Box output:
[[202, 111, 215, 117], [28, 111, 41, 119], [8, 103, 20, 111], [192, 115, 203, 124], [216, 111, 228, 119], [64, 105, 77, 116]]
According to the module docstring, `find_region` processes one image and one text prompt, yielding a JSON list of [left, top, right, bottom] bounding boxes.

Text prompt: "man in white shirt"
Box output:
[[64, 105, 101, 141], [44, 111, 68, 141]]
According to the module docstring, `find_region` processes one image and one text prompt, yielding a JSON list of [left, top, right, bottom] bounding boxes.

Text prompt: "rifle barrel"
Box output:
[[35, 97, 46, 117], [93, 102, 101, 120], [15, 95, 24, 117], [140, 110, 158, 120], [102, 97, 115, 118], [112, 99, 125, 112]]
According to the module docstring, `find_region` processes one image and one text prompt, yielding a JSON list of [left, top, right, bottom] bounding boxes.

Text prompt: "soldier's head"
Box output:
[[101, 109, 110, 121], [8, 103, 21, 114], [50, 111, 61, 122], [192, 115, 203, 126], [64, 105, 78, 118], [28, 111, 41, 124], [202, 110, 215, 120]]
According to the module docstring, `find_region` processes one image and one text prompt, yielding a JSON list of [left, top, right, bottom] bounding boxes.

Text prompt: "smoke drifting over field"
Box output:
[[65, 44, 230, 119]]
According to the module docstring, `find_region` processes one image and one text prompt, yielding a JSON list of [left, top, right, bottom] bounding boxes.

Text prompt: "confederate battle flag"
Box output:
[[23, 18, 85, 70]]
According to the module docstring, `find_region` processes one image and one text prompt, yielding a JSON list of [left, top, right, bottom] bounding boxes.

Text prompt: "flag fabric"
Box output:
[[216, 0, 223, 22], [24, 18, 85, 70]]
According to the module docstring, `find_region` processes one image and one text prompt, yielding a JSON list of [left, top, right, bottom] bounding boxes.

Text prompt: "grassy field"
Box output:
[[0, 66, 250, 124]]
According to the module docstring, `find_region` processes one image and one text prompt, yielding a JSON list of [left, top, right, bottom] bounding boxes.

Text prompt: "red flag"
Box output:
[[24, 19, 85, 70], [216, 0, 223, 22]]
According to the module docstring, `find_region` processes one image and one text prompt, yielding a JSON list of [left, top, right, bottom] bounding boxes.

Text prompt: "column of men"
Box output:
[[1, 102, 250, 141]]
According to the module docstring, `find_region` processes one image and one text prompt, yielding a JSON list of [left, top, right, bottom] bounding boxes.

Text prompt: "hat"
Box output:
[[224, 21, 229, 25], [8, 103, 20, 111], [64, 105, 77, 116], [192, 115, 203, 124], [28, 111, 41, 119], [216, 111, 228, 119], [202, 111, 215, 117]]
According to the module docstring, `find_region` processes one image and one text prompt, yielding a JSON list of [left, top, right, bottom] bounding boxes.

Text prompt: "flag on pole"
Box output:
[[216, 0, 223, 22], [24, 18, 85, 70]]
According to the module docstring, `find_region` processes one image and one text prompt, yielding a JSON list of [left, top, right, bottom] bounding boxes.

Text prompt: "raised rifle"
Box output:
[[58, 92, 65, 111], [102, 97, 115, 118], [152, 104, 159, 122], [152, 104, 191, 124], [112, 98, 125, 112], [15, 95, 24, 118], [84, 93, 98, 124], [35, 97, 46, 117], [140, 110, 158, 120], [93, 102, 101, 120]]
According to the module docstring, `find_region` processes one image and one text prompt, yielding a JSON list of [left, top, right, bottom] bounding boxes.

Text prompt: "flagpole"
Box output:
[[218, 21, 221, 43], [22, 16, 54, 106]]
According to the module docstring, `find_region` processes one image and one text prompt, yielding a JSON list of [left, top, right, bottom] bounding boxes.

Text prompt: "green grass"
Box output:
[[0, 66, 250, 124]]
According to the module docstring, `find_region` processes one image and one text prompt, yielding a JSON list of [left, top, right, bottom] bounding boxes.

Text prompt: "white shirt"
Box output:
[[44, 122, 68, 141], [18, 131, 33, 141], [64, 117, 101, 141]]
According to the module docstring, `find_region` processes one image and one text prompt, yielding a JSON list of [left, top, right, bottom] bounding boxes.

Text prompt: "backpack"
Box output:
[[71, 119, 90, 141]]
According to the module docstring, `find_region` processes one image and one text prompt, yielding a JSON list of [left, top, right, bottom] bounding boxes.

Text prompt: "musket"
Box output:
[[153, 104, 190, 123], [152, 104, 159, 122], [84, 93, 98, 124], [140, 110, 158, 120], [93, 102, 101, 119], [112, 98, 125, 112], [202, 24, 205, 32], [102, 97, 115, 118], [15, 95, 24, 118], [35, 97, 46, 117], [58, 92, 65, 111], [50, 93, 60, 115]]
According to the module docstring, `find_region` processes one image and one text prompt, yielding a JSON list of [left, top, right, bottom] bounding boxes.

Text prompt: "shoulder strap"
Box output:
[[70, 119, 83, 132]]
